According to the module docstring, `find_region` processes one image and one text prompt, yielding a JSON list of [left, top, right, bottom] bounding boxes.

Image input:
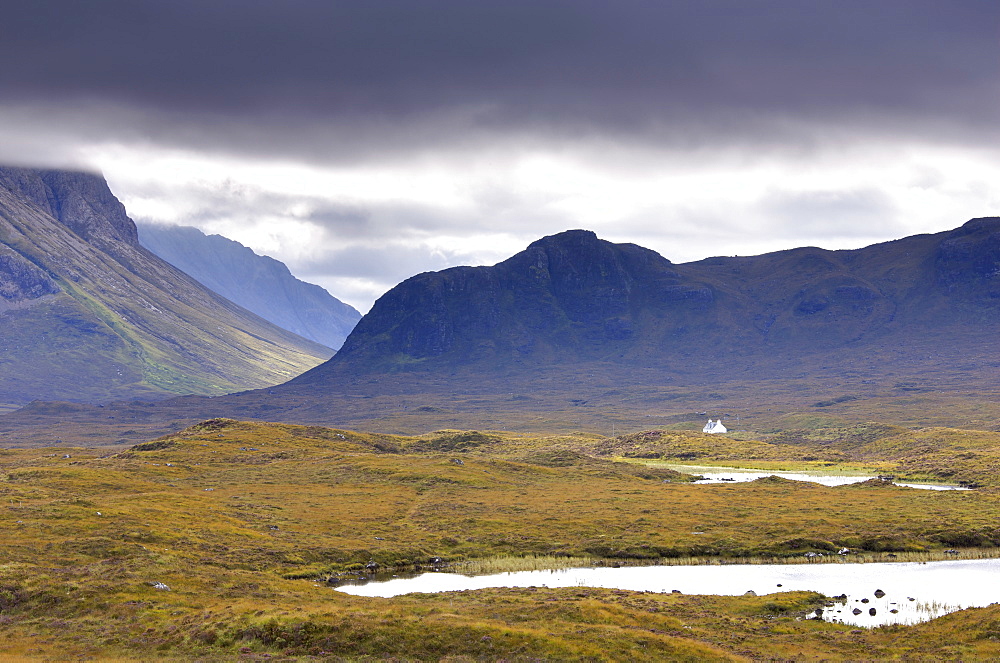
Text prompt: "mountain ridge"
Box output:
[[0, 166, 332, 407], [3, 217, 1000, 444], [137, 224, 360, 349], [290, 218, 1000, 389]]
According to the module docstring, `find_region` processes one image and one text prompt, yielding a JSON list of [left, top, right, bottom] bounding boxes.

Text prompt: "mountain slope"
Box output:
[[289, 220, 1000, 387], [0, 166, 332, 406], [137, 224, 360, 349], [4, 219, 999, 443]]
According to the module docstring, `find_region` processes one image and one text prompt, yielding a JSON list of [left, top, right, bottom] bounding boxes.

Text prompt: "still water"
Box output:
[[662, 464, 971, 490], [336, 558, 1000, 627]]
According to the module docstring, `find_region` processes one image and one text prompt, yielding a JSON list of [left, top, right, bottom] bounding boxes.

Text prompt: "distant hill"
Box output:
[[0, 166, 332, 407], [138, 224, 360, 349], [290, 221, 1000, 388]]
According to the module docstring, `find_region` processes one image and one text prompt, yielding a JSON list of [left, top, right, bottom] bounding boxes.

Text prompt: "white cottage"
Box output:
[[702, 419, 727, 434]]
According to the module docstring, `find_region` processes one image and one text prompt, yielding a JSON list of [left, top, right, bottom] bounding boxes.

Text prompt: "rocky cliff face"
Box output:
[[138, 224, 360, 349], [0, 168, 138, 257], [0, 166, 332, 406], [289, 219, 1000, 389], [0, 250, 60, 304]]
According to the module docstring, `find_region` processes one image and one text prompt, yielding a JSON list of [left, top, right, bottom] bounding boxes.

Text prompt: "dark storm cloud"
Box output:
[[2, 0, 998, 161]]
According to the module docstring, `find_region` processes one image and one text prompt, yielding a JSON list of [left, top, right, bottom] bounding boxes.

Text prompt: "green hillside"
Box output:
[[0, 167, 331, 406]]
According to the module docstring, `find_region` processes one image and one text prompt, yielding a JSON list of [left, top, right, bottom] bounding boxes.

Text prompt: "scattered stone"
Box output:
[[151, 582, 170, 591], [268, 525, 279, 530], [744, 590, 757, 596], [450, 458, 464, 466]]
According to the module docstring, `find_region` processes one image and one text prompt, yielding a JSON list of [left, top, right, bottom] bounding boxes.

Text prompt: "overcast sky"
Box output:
[[2, 1, 998, 312]]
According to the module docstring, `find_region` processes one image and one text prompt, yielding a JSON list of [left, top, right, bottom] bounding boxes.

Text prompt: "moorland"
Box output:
[[4, 418, 1000, 660]]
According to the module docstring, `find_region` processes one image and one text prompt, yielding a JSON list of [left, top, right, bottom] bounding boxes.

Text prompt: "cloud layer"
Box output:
[[2, 1, 998, 310]]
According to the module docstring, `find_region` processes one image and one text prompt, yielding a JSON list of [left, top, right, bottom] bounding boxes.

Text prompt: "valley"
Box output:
[[6, 218, 1000, 450], [4, 4, 999, 659], [3, 170, 1000, 659]]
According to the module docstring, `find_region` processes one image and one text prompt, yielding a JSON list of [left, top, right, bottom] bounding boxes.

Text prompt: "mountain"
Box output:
[[288, 221, 1000, 387], [0, 166, 333, 407], [3, 219, 1000, 444], [137, 224, 360, 349]]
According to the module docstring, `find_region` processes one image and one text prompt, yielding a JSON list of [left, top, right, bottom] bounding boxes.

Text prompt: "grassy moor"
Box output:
[[4, 418, 1000, 659]]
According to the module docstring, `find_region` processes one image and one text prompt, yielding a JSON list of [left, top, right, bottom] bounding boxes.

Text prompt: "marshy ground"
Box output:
[[3, 418, 1000, 659]]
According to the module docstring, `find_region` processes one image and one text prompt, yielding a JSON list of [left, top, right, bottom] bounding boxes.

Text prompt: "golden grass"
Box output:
[[3, 418, 1000, 659], [449, 554, 599, 575]]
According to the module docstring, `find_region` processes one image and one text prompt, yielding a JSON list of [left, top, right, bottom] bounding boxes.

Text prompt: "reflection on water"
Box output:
[[662, 464, 970, 490], [335, 558, 1000, 627]]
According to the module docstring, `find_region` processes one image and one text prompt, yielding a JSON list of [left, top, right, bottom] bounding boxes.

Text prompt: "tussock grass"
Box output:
[[4, 418, 1000, 659], [450, 554, 599, 575], [448, 548, 1000, 576]]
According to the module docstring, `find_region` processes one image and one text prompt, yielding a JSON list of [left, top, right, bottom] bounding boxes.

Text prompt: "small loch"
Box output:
[[660, 464, 971, 490], [335, 558, 1000, 627]]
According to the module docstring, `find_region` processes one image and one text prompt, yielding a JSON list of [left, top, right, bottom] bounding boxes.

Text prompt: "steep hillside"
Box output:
[[138, 224, 360, 349], [0, 166, 332, 406], [291, 220, 1000, 387]]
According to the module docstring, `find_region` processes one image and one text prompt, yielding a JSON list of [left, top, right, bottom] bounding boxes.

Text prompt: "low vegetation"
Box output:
[[3, 418, 1000, 659]]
